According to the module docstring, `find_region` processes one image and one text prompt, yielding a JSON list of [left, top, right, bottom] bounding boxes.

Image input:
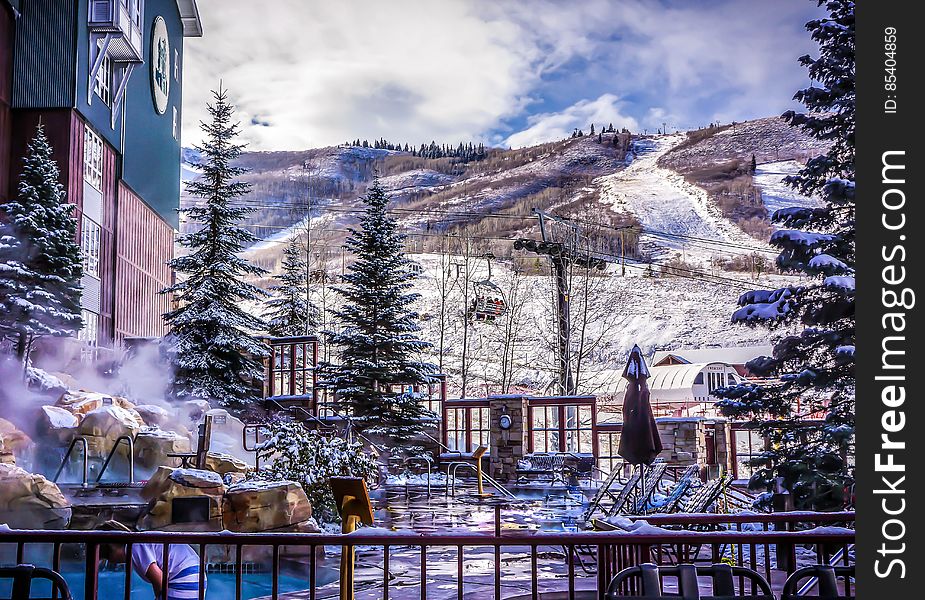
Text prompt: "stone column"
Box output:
[[488, 396, 527, 482]]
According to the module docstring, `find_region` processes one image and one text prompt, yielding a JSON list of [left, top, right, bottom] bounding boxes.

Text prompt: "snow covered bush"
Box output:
[[254, 421, 379, 523], [0, 124, 83, 363]]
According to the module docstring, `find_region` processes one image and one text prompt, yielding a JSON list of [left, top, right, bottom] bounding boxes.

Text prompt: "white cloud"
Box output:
[[182, 0, 542, 150], [181, 0, 820, 151], [504, 94, 639, 148]]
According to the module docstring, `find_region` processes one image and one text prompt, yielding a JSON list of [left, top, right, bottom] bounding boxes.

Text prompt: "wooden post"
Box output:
[[194, 415, 213, 470]]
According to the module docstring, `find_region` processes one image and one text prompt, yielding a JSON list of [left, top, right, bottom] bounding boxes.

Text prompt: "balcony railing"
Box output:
[[88, 0, 143, 62], [0, 513, 855, 600]]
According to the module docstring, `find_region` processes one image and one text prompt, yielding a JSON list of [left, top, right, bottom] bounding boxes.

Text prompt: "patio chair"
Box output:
[[516, 452, 568, 484], [676, 473, 732, 514], [781, 565, 855, 600], [605, 562, 774, 599], [584, 458, 668, 523], [0, 564, 73, 600], [653, 465, 701, 513]]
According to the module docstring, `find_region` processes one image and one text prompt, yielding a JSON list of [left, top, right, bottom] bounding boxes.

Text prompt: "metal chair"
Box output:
[[781, 565, 855, 599], [0, 565, 73, 600], [605, 562, 774, 599]]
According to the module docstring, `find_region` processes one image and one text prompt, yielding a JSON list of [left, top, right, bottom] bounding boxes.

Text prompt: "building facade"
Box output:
[[1, 0, 201, 348]]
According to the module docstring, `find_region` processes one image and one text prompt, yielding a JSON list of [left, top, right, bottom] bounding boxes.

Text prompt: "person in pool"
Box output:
[[98, 521, 206, 600]]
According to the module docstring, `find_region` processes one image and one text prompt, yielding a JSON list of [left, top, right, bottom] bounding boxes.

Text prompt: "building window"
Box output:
[[78, 309, 99, 362], [83, 127, 104, 191], [93, 47, 112, 106], [81, 216, 102, 278]]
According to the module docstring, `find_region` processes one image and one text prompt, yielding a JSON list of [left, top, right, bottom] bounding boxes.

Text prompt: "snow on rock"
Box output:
[[55, 390, 136, 421], [25, 367, 67, 394], [38, 406, 78, 444], [139, 466, 226, 531]]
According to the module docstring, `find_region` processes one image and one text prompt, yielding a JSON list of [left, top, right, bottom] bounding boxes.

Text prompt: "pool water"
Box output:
[[0, 544, 338, 600], [2, 482, 592, 599]]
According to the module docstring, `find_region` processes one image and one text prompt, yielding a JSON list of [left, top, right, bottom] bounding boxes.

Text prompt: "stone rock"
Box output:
[[25, 367, 68, 395], [134, 404, 172, 428], [204, 451, 252, 476], [56, 390, 135, 421], [0, 463, 71, 529], [203, 409, 253, 467], [77, 405, 144, 458], [135, 427, 192, 469], [0, 418, 32, 455], [38, 405, 79, 444], [183, 400, 212, 423], [222, 480, 312, 532], [138, 467, 226, 531]]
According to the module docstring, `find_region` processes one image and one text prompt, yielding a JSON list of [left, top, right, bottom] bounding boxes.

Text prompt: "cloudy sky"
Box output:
[[181, 0, 823, 151]]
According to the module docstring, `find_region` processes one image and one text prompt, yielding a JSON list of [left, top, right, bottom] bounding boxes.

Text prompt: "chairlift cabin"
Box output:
[[469, 279, 507, 322], [467, 253, 507, 322]]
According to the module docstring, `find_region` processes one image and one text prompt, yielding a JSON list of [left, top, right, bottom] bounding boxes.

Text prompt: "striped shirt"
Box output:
[[131, 543, 205, 600]]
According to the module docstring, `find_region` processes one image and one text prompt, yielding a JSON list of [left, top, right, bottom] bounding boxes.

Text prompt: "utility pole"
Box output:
[[514, 210, 606, 396]]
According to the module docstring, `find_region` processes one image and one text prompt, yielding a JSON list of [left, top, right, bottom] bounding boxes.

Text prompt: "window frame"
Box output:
[[81, 216, 102, 278], [83, 127, 104, 191]]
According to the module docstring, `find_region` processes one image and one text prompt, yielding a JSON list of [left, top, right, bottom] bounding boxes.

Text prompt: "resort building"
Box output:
[[0, 0, 201, 348]]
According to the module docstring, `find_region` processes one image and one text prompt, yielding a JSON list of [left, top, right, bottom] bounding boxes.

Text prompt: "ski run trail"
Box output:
[[597, 134, 772, 265]]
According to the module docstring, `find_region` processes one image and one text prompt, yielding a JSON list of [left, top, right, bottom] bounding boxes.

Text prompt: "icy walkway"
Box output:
[[596, 135, 771, 263]]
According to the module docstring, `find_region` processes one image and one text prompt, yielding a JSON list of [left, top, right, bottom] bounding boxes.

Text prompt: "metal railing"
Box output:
[[52, 437, 89, 487], [0, 520, 855, 600], [95, 436, 135, 484]]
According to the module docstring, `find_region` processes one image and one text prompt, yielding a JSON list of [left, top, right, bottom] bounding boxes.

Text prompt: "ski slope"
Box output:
[[596, 135, 771, 263], [754, 160, 822, 217]]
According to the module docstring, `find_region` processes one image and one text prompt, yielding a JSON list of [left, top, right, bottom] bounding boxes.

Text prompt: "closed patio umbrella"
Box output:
[[618, 344, 663, 512]]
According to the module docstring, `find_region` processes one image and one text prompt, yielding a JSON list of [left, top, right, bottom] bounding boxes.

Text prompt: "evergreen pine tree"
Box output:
[[715, 0, 855, 510], [589, 123, 595, 135], [163, 88, 269, 413], [264, 238, 317, 337], [0, 124, 83, 362], [750, 154, 758, 174], [322, 179, 436, 450]]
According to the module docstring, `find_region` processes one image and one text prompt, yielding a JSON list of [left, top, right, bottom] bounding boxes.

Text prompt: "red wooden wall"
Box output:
[[114, 182, 174, 343]]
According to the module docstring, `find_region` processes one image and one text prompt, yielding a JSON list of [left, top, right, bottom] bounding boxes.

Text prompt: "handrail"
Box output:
[[0, 527, 857, 547], [95, 435, 135, 484], [52, 436, 89, 487], [402, 456, 433, 497], [625, 511, 856, 526], [446, 462, 517, 499]]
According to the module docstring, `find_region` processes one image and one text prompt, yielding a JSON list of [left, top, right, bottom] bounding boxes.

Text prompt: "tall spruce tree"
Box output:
[[163, 88, 269, 412], [265, 238, 317, 337], [715, 0, 855, 510], [0, 124, 83, 363], [323, 179, 436, 449]]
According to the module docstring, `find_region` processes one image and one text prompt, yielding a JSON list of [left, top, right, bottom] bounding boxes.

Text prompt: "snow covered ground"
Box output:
[[754, 160, 822, 217], [596, 135, 772, 264]]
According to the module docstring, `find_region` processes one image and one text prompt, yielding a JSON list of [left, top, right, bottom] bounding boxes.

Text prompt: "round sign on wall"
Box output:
[[150, 16, 170, 114]]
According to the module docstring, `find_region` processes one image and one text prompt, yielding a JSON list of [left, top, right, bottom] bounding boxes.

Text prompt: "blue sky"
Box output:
[[182, 0, 823, 151]]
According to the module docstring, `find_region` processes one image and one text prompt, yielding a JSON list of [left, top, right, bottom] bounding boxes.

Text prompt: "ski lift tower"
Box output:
[[514, 210, 607, 395]]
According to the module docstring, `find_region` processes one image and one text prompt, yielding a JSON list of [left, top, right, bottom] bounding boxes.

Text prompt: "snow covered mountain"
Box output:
[[180, 120, 821, 396]]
